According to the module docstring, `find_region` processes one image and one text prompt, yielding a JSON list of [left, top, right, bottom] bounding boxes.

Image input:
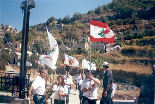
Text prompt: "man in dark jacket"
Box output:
[[138, 63, 155, 104], [100, 62, 113, 104]]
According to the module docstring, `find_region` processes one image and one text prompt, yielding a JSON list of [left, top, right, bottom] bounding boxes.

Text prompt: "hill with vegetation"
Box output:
[[0, 0, 155, 86]]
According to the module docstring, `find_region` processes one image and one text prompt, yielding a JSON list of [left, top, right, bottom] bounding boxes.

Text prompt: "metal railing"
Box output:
[[0, 72, 30, 98]]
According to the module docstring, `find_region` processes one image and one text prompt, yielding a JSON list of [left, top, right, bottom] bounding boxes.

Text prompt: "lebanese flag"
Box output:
[[40, 28, 59, 70], [35, 60, 40, 65], [90, 20, 114, 43]]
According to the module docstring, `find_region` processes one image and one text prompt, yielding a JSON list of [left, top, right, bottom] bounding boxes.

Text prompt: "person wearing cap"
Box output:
[[100, 62, 113, 104], [81, 70, 100, 104]]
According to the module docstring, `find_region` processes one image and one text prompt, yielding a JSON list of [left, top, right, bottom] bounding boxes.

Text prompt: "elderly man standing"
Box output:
[[100, 62, 113, 104], [29, 68, 47, 104]]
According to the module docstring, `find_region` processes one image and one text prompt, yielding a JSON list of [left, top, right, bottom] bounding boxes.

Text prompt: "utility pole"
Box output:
[[19, 0, 35, 99]]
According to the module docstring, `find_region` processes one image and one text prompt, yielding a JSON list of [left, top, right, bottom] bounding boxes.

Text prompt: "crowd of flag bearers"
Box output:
[[28, 20, 116, 104], [54, 64, 115, 104]]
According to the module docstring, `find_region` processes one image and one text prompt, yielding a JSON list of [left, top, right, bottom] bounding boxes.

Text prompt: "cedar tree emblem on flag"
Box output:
[[90, 20, 114, 43]]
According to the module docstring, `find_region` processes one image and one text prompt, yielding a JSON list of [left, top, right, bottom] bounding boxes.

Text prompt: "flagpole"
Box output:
[[89, 41, 91, 74], [64, 53, 66, 74], [89, 40, 92, 97], [82, 57, 84, 75]]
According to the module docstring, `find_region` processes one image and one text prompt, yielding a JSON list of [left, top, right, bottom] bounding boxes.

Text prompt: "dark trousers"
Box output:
[[33, 95, 44, 104], [76, 83, 79, 89], [54, 99, 65, 104], [82, 96, 97, 104], [79, 90, 83, 104], [100, 94, 113, 104]]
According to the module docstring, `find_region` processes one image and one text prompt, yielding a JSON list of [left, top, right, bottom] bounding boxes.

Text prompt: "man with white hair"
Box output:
[[100, 62, 113, 104], [29, 68, 47, 104]]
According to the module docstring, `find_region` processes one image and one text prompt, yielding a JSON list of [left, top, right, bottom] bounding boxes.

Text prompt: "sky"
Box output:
[[0, 0, 112, 31]]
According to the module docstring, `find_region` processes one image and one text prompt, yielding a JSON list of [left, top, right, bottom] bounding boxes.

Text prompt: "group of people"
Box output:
[[28, 70, 74, 104], [28, 61, 155, 104], [28, 61, 115, 104]]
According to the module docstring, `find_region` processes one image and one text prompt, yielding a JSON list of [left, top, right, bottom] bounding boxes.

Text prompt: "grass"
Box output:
[[110, 62, 152, 74]]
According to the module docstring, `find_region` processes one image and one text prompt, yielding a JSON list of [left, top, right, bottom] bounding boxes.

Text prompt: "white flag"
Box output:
[[64, 54, 79, 67], [17, 61, 32, 66], [88, 62, 96, 71], [26, 61, 32, 66], [40, 29, 59, 69], [82, 59, 96, 70], [82, 59, 89, 69]]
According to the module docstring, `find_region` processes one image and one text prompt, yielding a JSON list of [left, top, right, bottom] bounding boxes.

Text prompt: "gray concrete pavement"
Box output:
[[5, 66, 135, 104], [6, 65, 35, 81], [50, 89, 135, 104], [6, 65, 18, 73]]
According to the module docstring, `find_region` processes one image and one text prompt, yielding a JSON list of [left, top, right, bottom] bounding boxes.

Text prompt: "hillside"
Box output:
[[0, 0, 155, 75]]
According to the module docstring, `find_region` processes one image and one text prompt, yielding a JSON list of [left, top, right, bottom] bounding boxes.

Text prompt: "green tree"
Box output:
[[47, 16, 56, 23], [95, 6, 103, 15], [0, 51, 10, 71], [102, 17, 108, 23], [1, 51, 10, 62], [62, 15, 71, 24], [3, 32, 15, 44], [0, 38, 4, 49], [87, 10, 95, 15], [57, 18, 62, 24], [0, 59, 6, 71], [28, 52, 39, 70], [33, 40, 47, 54], [15, 32, 22, 41], [72, 12, 82, 21]]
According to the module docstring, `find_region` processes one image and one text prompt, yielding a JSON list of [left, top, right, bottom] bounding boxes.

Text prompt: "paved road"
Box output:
[[5, 66, 135, 104], [6, 65, 18, 73], [6, 66, 35, 81], [51, 89, 135, 104]]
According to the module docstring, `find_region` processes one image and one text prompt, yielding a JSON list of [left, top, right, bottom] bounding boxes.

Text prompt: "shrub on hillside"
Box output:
[[0, 59, 6, 71], [121, 45, 155, 58], [121, 46, 136, 56], [112, 69, 149, 87]]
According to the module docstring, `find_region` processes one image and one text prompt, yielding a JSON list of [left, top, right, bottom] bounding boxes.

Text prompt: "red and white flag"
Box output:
[[17, 61, 32, 66], [40, 28, 59, 70], [35, 60, 40, 65], [90, 20, 114, 43], [26, 61, 32, 66]]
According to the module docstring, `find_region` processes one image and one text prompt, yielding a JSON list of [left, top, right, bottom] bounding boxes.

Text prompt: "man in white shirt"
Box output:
[[75, 73, 82, 90], [65, 72, 73, 104], [79, 74, 86, 104], [81, 70, 100, 104], [29, 68, 47, 104]]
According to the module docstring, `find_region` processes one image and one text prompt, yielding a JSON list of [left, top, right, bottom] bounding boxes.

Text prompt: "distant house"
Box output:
[[38, 24, 64, 31], [72, 42, 89, 50], [59, 43, 70, 51], [71, 36, 90, 51], [3, 42, 33, 64], [91, 42, 105, 50], [79, 35, 90, 43], [130, 28, 141, 36]]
